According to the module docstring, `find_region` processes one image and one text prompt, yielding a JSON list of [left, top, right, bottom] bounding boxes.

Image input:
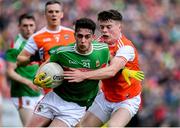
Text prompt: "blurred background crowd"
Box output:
[[0, 0, 180, 127]]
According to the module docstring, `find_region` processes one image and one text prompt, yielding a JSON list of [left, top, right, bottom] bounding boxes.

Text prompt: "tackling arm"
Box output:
[[64, 56, 127, 82], [85, 56, 127, 79]]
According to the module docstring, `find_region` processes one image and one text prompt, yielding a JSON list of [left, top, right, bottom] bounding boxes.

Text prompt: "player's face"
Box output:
[[98, 20, 121, 44], [19, 19, 36, 39], [45, 3, 63, 28], [75, 28, 94, 54]]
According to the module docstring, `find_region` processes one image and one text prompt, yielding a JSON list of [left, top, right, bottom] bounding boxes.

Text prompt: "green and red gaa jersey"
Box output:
[[5, 34, 41, 97], [49, 41, 110, 107]]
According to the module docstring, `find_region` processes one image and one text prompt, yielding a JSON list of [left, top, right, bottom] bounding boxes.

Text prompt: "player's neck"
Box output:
[[47, 25, 60, 31], [75, 44, 93, 55]]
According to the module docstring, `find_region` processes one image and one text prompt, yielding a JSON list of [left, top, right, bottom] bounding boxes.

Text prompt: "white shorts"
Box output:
[[88, 92, 141, 123], [11, 95, 44, 110], [34, 92, 86, 127]]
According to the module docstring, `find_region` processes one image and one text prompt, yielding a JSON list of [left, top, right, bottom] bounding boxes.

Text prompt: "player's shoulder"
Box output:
[[60, 26, 74, 32], [57, 44, 75, 53], [31, 26, 74, 38], [120, 35, 134, 46], [50, 44, 75, 55], [5, 48, 19, 60], [28, 27, 47, 39], [92, 40, 108, 48], [13, 34, 25, 49]]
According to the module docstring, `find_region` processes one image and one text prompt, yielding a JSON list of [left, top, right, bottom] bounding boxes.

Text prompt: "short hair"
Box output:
[[75, 18, 96, 34], [18, 13, 35, 25], [45, 0, 63, 11], [98, 9, 123, 22]]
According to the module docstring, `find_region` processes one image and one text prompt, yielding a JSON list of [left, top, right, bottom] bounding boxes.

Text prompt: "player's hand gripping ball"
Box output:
[[34, 62, 64, 88]]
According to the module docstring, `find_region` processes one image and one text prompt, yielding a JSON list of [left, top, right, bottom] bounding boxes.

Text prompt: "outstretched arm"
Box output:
[[64, 56, 127, 82], [64, 56, 145, 84]]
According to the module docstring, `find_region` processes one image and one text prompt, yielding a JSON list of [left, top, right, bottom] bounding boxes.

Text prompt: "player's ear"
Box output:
[[92, 34, 96, 40], [60, 12, 64, 19], [119, 22, 122, 29], [116, 21, 121, 29]]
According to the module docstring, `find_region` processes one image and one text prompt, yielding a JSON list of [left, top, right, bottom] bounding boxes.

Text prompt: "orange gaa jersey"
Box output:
[[24, 26, 75, 61], [24, 26, 75, 94], [99, 35, 142, 102]]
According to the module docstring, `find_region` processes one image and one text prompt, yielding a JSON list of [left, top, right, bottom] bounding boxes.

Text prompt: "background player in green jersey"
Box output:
[[5, 13, 43, 126], [26, 18, 110, 127]]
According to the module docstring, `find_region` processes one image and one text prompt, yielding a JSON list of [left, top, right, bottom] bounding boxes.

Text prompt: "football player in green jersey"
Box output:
[[26, 18, 110, 127], [5, 13, 43, 126]]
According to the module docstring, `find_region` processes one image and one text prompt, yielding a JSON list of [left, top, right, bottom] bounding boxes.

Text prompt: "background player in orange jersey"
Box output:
[[64, 9, 143, 127], [16, 0, 75, 94], [17, 0, 75, 66]]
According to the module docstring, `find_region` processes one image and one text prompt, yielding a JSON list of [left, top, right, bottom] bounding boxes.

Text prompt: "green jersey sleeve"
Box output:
[[5, 49, 19, 63]]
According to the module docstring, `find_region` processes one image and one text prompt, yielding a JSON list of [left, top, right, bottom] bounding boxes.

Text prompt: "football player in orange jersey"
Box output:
[[17, 0, 75, 66], [16, 0, 75, 94], [64, 10, 144, 127]]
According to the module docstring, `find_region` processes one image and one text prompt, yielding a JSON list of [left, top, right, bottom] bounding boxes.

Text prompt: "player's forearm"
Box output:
[[17, 49, 32, 66], [84, 57, 126, 80], [84, 66, 117, 80], [17, 55, 30, 66], [7, 68, 31, 86]]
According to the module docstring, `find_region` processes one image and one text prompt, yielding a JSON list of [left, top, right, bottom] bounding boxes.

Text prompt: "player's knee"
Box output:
[[108, 120, 128, 127], [75, 122, 81, 127]]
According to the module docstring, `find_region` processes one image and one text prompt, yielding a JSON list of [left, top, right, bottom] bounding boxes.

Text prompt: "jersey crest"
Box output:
[[96, 60, 100, 67], [64, 34, 70, 40]]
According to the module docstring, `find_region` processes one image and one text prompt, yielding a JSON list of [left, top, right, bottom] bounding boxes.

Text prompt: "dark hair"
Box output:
[[45, 0, 63, 11], [18, 13, 35, 25], [98, 9, 123, 22], [75, 18, 96, 34]]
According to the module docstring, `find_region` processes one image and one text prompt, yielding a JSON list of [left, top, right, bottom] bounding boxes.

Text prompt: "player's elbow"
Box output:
[[7, 68, 14, 78], [17, 55, 29, 66], [16, 56, 23, 66], [107, 69, 117, 78], [6, 69, 11, 77], [17, 50, 31, 66]]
